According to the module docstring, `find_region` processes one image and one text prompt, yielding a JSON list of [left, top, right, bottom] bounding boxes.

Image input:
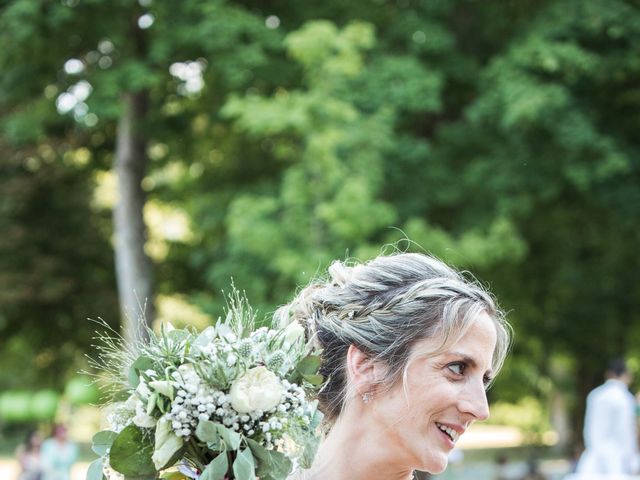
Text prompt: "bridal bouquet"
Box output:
[[87, 292, 323, 480]]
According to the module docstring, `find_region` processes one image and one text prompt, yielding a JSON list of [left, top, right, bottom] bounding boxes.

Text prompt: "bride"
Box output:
[[276, 252, 511, 480]]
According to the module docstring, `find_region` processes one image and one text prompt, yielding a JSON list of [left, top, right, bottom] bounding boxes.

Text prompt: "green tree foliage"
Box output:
[[452, 0, 640, 433], [2, 0, 640, 446], [0, 143, 117, 389], [218, 21, 398, 302]]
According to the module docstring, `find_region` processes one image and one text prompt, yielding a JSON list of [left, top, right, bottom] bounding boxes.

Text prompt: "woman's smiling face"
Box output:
[[370, 311, 498, 474]]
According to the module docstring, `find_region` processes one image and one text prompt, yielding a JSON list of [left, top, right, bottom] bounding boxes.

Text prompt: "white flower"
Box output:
[[227, 353, 237, 366], [229, 366, 284, 413], [177, 363, 198, 381], [152, 417, 183, 469], [136, 379, 151, 400], [133, 400, 157, 428], [283, 322, 305, 346], [149, 380, 174, 399], [124, 394, 138, 409]]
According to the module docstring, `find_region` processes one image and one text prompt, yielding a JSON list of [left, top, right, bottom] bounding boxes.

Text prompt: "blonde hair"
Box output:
[[274, 252, 511, 423]]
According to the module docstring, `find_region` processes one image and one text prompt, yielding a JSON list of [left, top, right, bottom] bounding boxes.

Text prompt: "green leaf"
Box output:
[[86, 458, 105, 480], [309, 408, 324, 430], [302, 374, 324, 386], [109, 425, 156, 477], [289, 355, 323, 384], [200, 452, 229, 480], [91, 430, 118, 456], [232, 448, 256, 480], [129, 369, 140, 388], [297, 355, 321, 375], [298, 408, 324, 469], [166, 328, 190, 343], [159, 474, 185, 480], [195, 421, 240, 450], [129, 356, 155, 388], [133, 356, 155, 372], [195, 420, 219, 445], [216, 424, 241, 450], [246, 439, 292, 480], [300, 434, 320, 470]]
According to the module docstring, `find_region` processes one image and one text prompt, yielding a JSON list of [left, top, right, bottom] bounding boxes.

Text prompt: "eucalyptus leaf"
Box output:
[[86, 458, 105, 480], [166, 328, 189, 343], [129, 356, 155, 388], [246, 439, 292, 480], [195, 420, 241, 450], [309, 407, 324, 430], [232, 448, 256, 480], [129, 368, 141, 388], [91, 430, 118, 456], [195, 420, 219, 444], [133, 356, 155, 372], [109, 425, 156, 477], [215, 424, 241, 450], [299, 434, 320, 470], [199, 452, 229, 480]]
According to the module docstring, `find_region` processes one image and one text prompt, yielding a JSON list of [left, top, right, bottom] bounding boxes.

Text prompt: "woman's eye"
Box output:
[[447, 363, 465, 375]]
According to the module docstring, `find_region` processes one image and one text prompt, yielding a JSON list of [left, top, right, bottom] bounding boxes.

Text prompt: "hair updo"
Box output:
[[274, 252, 511, 423]]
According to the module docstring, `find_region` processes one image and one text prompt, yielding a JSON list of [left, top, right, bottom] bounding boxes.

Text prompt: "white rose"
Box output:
[[229, 366, 284, 413]]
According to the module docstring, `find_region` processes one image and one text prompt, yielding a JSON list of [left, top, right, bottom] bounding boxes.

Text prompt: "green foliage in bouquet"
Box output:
[[87, 291, 324, 480]]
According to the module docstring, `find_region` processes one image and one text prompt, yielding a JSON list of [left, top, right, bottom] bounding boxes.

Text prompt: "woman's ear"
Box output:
[[346, 344, 385, 394]]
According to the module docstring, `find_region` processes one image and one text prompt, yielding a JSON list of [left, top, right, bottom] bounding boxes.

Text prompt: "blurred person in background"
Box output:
[[16, 429, 43, 480], [495, 454, 511, 480], [41, 424, 78, 480], [521, 458, 546, 480], [576, 358, 639, 475]]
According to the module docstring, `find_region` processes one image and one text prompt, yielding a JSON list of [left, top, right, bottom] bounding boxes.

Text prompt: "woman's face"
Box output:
[[370, 312, 497, 474]]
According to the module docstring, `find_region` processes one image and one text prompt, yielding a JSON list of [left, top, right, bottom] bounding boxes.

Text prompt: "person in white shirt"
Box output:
[[576, 359, 639, 475]]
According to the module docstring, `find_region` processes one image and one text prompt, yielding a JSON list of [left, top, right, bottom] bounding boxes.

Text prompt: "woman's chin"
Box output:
[[419, 456, 448, 475]]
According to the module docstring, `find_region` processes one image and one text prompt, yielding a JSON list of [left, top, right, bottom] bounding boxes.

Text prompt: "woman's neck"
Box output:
[[305, 413, 414, 480]]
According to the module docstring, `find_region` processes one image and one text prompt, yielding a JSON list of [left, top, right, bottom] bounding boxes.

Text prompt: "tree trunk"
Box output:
[[113, 90, 155, 345]]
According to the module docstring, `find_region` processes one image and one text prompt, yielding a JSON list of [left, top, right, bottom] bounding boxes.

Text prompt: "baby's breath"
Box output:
[[90, 288, 323, 480]]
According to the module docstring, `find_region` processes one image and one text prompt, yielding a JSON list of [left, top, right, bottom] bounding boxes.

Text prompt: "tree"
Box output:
[[0, 142, 118, 389], [0, 0, 282, 344], [429, 0, 640, 443]]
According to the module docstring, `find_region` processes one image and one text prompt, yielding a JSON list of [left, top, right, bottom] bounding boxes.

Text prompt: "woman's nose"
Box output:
[[460, 381, 490, 421]]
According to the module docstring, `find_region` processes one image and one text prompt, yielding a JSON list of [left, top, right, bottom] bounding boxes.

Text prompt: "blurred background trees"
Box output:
[[1, 0, 639, 450]]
